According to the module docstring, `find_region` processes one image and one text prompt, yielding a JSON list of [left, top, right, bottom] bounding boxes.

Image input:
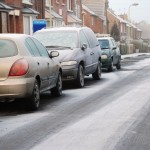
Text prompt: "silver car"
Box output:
[[33, 27, 101, 87], [0, 34, 62, 110]]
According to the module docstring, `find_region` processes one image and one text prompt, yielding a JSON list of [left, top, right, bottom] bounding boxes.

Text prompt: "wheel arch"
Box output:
[[35, 75, 41, 87]]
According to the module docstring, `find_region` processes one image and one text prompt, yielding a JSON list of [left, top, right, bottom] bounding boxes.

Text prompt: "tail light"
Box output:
[[9, 59, 29, 76]]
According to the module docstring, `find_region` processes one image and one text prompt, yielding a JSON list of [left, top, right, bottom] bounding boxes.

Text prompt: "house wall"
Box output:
[[107, 10, 120, 34], [51, 0, 67, 25], [5, 0, 23, 33], [83, 9, 103, 33], [83, 0, 106, 33]]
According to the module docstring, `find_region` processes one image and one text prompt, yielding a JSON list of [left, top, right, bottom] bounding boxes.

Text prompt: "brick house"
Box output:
[[107, 9, 127, 42], [82, 4, 103, 34], [82, 0, 106, 33], [1, 0, 44, 34], [67, 0, 82, 26], [45, 0, 82, 27], [0, 1, 13, 33], [45, 0, 64, 27], [107, 9, 142, 42]]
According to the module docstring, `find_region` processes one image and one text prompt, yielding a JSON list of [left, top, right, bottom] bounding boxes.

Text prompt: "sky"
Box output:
[[108, 0, 150, 23]]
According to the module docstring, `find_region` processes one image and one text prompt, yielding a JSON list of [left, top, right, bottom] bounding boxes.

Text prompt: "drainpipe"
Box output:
[[49, 0, 52, 27]]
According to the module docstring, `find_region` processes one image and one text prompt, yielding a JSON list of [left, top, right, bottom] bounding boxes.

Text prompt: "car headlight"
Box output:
[[61, 61, 77, 66], [101, 55, 108, 59]]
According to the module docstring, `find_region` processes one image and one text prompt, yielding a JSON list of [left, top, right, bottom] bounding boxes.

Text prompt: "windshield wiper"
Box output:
[[101, 47, 109, 50], [46, 45, 72, 49]]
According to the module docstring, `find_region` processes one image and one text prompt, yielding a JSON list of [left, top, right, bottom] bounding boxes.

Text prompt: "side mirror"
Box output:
[[49, 51, 59, 58], [81, 43, 87, 50]]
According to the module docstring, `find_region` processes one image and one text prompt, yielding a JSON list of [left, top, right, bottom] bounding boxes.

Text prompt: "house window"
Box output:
[[56, 0, 59, 3], [67, 0, 72, 11], [46, 0, 52, 7], [22, 0, 32, 5]]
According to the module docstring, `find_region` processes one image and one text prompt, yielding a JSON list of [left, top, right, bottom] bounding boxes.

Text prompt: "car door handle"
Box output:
[[90, 52, 94, 55], [37, 62, 40, 65]]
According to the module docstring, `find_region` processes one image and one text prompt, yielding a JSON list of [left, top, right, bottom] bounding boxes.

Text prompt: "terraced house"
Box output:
[[0, 0, 44, 34], [0, 0, 83, 34], [82, 0, 107, 33], [45, 0, 82, 27]]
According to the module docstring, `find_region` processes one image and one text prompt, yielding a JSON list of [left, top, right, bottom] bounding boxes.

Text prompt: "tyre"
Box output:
[[51, 72, 62, 97], [116, 58, 121, 69], [75, 65, 84, 88], [28, 79, 40, 110], [92, 61, 101, 80], [108, 59, 113, 72]]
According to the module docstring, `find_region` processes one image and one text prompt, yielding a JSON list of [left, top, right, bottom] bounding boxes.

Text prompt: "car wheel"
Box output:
[[75, 65, 84, 88], [108, 59, 113, 72], [51, 72, 62, 97], [28, 79, 40, 110], [92, 61, 101, 80], [116, 58, 121, 69]]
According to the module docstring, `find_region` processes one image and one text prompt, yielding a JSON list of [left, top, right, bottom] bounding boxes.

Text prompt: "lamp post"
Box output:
[[127, 3, 139, 53], [128, 3, 139, 22]]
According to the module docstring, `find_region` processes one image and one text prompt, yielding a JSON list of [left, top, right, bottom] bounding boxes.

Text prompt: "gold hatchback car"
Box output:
[[0, 34, 62, 110]]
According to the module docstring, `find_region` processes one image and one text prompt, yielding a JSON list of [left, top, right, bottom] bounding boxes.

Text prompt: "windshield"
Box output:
[[34, 31, 78, 49], [98, 39, 109, 49], [0, 40, 18, 58]]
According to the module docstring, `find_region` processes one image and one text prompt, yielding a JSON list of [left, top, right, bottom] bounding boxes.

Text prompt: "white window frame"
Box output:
[[46, 0, 52, 7], [22, 0, 32, 5], [67, 0, 72, 11]]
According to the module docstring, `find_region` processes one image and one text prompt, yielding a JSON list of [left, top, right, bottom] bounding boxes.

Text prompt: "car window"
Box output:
[[25, 39, 35, 56], [83, 28, 99, 48], [25, 38, 41, 57], [34, 31, 78, 48], [79, 31, 90, 48], [31, 38, 49, 58], [0, 40, 18, 58], [111, 39, 117, 47], [98, 39, 109, 49], [109, 39, 114, 49]]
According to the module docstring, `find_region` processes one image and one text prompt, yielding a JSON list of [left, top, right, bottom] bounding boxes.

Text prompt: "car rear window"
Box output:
[[0, 40, 18, 58]]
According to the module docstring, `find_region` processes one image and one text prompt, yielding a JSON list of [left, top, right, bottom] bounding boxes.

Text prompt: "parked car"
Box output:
[[33, 27, 102, 87], [0, 34, 62, 110], [97, 36, 121, 71]]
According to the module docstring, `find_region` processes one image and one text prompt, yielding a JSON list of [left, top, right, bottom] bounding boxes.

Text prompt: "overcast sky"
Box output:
[[108, 0, 150, 23]]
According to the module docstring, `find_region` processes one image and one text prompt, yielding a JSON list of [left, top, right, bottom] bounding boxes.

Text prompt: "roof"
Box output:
[[82, 0, 106, 20], [22, 7, 39, 15], [67, 12, 82, 23], [45, 9, 63, 20], [107, 9, 127, 24], [0, 2, 13, 12], [82, 4, 98, 17]]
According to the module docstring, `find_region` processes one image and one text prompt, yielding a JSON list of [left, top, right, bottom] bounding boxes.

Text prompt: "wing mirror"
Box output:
[[112, 47, 117, 50], [81, 44, 87, 50], [49, 51, 59, 58]]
